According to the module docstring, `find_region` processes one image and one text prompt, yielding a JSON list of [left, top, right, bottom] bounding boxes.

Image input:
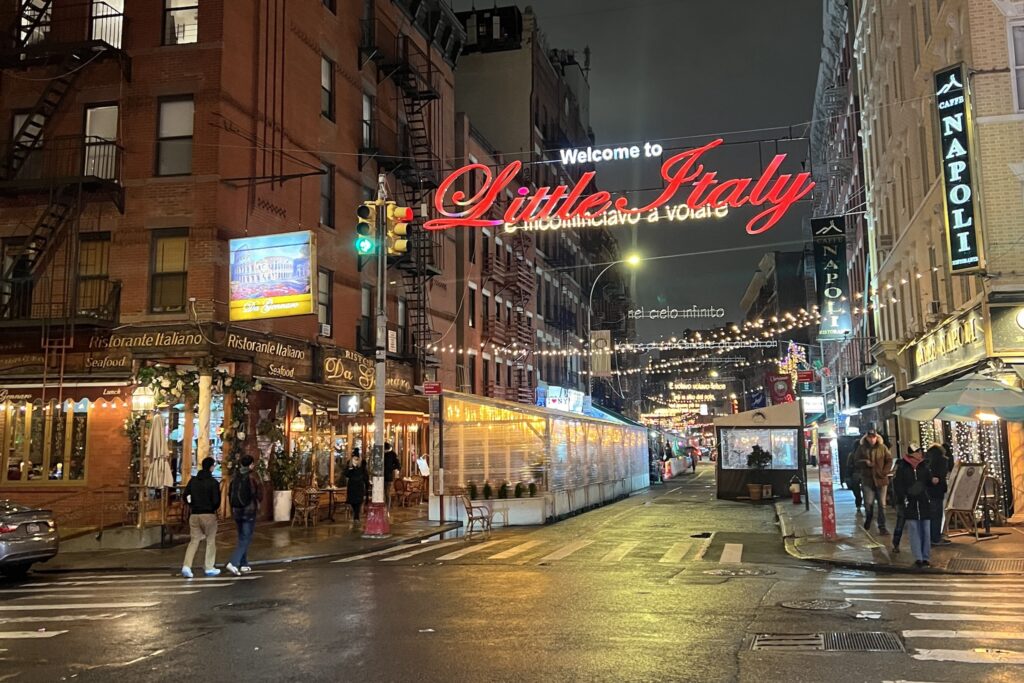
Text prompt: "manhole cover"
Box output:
[[703, 568, 776, 577], [946, 558, 1024, 573], [750, 632, 903, 652], [690, 532, 712, 538], [781, 599, 853, 611], [214, 599, 284, 611]]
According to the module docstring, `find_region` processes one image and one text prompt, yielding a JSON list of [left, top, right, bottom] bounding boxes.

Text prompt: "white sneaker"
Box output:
[[240, 565, 252, 573], [225, 562, 241, 576], [204, 568, 221, 577], [181, 566, 193, 579]]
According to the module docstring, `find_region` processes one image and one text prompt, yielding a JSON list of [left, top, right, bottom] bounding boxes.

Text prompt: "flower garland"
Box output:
[[131, 365, 262, 474]]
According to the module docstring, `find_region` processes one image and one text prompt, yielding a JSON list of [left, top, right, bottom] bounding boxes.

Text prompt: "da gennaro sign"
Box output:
[[934, 64, 983, 273]]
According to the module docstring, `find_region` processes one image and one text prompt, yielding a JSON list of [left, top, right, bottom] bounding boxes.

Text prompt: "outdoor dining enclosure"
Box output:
[[428, 392, 650, 525]]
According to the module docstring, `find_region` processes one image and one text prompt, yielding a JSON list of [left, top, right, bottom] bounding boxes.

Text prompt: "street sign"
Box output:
[[818, 437, 837, 541], [423, 382, 442, 396], [797, 370, 815, 383]]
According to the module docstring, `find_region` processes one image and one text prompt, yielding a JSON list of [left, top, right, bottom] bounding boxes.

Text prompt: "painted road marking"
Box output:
[[844, 589, 1024, 598], [0, 602, 159, 611], [912, 613, 1024, 622], [693, 533, 715, 561], [719, 543, 743, 564], [838, 581, 1024, 589], [436, 540, 504, 561], [15, 591, 199, 599], [538, 540, 593, 562], [22, 576, 260, 587], [331, 544, 417, 563], [856, 598, 1024, 608], [0, 613, 128, 625], [0, 584, 235, 594], [831, 576, 1024, 584], [904, 629, 1024, 639], [912, 648, 1024, 664], [658, 542, 692, 564], [601, 541, 640, 562], [488, 540, 544, 560], [380, 541, 459, 562], [0, 630, 68, 639]]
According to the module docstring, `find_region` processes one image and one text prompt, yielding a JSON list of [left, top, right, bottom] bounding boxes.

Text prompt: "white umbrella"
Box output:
[[144, 412, 174, 488], [895, 373, 1024, 422]]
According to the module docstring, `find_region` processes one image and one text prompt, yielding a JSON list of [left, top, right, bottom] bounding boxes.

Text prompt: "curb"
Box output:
[[772, 503, 1024, 576], [34, 522, 461, 575]]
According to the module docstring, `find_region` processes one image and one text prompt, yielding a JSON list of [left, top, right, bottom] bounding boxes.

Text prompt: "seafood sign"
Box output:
[[423, 138, 814, 235]]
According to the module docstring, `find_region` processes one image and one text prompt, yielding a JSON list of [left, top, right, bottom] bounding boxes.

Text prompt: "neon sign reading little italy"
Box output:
[[423, 138, 814, 234]]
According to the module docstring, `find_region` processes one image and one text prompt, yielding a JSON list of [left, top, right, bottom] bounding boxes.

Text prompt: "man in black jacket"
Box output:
[[924, 443, 952, 545], [384, 443, 401, 510], [181, 457, 221, 578]]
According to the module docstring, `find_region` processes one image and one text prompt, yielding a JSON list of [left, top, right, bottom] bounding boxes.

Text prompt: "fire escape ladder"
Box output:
[[0, 184, 80, 320], [12, 0, 52, 49]]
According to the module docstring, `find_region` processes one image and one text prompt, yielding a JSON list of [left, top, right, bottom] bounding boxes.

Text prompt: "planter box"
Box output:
[[429, 494, 548, 526], [272, 490, 292, 522]]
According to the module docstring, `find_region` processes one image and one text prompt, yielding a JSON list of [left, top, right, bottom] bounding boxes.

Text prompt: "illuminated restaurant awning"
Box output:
[[0, 380, 132, 403], [256, 376, 428, 415]]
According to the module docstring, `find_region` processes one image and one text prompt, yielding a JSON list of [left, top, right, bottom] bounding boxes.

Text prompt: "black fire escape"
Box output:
[[0, 1, 128, 376]]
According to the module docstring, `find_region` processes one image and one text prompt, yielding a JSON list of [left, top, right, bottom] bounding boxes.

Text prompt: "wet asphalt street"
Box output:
[[3, 464, 1024, 682]]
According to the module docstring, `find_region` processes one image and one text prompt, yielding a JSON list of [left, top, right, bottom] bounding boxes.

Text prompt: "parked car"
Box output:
[[0, 501, 59, 577]]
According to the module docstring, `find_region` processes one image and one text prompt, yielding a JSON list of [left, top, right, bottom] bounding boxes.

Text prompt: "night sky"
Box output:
[[451, 0, 823, 338]]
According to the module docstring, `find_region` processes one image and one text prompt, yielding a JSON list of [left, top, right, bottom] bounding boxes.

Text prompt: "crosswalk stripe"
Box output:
[[488, 540, 544, 560], [0, 613, 128, 625], [912, 648, 1024, 664], [380, 541, 459, 562], [838, 581, 1024, 589], [436, 540, 504, 561], [912, 612, 1024, 622], [0, 602, 159, 611], [844, 589, 1024, 598], [0, 630, 68, 639], [658, 542, 691, 564], [331, 544, 417, 563], [719, 543, 743, 563], [601, 541, 640, 562], [693, 534, 715, 561], [538, 540, 593, 562], [22, 576, 260, 587], [831, 576, 1024, 584], [15, 591, 199, 599], [904, 629, 1024, 639], [0, 584, 235, 594], [856, 598, 1024, 608]]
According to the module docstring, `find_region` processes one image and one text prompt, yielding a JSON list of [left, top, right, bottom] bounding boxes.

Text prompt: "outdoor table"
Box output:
[[322, 486, 342, 521]]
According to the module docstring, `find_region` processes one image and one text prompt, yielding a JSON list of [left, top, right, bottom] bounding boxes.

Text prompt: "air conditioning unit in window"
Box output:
[[319, 323, 332, 337]]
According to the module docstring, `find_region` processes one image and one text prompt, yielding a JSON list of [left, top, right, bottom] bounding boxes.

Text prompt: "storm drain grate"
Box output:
[[823, 631, 904, 652], [750, 632, 903, 653], [751, 634, 824, 651], [946, 558, 1024, 573]]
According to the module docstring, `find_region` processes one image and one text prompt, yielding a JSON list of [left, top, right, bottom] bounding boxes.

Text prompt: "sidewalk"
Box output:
[[38, 504, 460, 573], [775, 477, 1024, 574]]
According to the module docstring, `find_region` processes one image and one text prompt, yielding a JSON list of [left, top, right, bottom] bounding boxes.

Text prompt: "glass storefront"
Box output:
[[2, 399, 90, 483]]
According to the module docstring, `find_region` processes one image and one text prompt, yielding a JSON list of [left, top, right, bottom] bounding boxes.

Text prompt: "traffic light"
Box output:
[[355, 202, 377, 255], [386, 202, 413, 256]]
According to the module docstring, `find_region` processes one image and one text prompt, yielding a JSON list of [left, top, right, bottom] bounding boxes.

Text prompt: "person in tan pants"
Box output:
[[181, 457, 221, 578]]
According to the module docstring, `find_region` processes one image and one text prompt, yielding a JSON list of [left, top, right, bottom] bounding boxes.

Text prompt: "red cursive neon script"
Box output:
[[423, 138, 814, 235]]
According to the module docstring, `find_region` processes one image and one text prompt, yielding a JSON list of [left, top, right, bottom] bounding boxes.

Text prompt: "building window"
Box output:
[[323, 0, 336, 12], [317, 267, 332, 328], [320, 163, 335, 228], [84, 104, 118, 180], [362, 93, 373, 147], [397, 298, 407, 354], [1012, 25, 1024, 111], [321, 56, 335, 120], [483, 358, 491, 389], [163, 0, 198, 45], [468, 227, 476, 263], [1, 399, 88, 483], [150, 229, 188, 313], [467, 286, 476, 328], [78, 232, 110, 312], [156, 97, 194, 176], [495, 360, 501, 385], [482, 292, 490, 325], [468, 355, 477, 394]]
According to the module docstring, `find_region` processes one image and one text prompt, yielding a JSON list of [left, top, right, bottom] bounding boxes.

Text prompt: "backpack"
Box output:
[[230, 473, 256, 512]]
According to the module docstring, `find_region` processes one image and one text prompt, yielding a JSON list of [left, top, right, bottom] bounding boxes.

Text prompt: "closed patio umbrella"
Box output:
[[895, 373, 1024, 422], [144, 412, 174, 488]]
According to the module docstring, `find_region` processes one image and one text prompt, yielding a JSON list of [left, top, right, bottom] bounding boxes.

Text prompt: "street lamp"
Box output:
[[587, 253, 642, 399]]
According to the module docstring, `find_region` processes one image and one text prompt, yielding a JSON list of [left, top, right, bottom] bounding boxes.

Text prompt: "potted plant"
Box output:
[[746, 445, 772, 501], [514, 482, 525, 499], [498, 482, 509, 499], [268, 443, 299, 521], [528, 482, 537, 498], [467, 481, 478, 500], [482, 481, 493, 500]]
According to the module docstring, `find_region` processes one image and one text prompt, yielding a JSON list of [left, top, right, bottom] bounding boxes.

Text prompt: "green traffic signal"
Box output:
[[355, 201, 377, 255], [355, 235, 375, 254]]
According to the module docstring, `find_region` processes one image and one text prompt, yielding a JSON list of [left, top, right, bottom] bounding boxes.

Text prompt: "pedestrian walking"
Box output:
[[890, 445, 917, 555], [345, 449, 368, 526], [181, 456, 221, 578], [844, 447, 864, 512], [853, 427, 893, 535], [225, 455, 263, 576], [925, 443, 952, 545], [384, 443, 401, 510], [893, 443, 933, 568]]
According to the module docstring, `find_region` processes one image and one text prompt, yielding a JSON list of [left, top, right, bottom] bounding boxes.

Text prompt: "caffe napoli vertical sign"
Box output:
[[812, 216, 852, 338], [934, 64, 983, 273]]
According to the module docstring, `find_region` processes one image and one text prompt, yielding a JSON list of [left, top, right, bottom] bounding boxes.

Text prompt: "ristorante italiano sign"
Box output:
[[425, 138, 813, 235]]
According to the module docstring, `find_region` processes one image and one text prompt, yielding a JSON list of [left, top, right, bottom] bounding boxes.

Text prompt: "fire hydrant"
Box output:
[[789, 477, 802, 505]]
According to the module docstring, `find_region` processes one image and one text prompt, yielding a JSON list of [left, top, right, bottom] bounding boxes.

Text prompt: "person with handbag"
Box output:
[[225, 455, 263, 576], [892, 443, 933, 568]]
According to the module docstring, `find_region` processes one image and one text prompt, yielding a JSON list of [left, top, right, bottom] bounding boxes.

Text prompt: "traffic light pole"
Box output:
[[364, 171, 391, 538]]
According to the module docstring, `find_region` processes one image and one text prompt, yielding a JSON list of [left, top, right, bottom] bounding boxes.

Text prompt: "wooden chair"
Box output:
[[291, 487, 321, 527], [392, 478, 407, 507], [461, 494, 492, 539], [403, 477, 424, 506]]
